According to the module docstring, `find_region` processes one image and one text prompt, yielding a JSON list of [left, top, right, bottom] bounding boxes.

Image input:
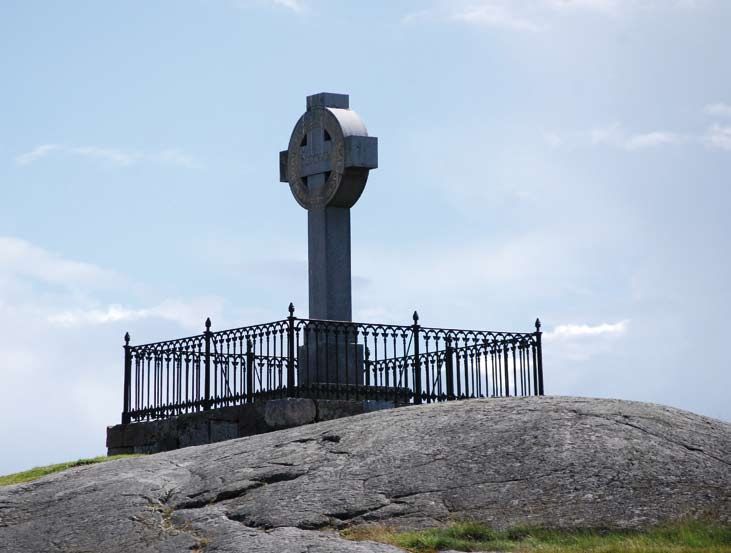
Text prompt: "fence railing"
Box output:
[[121, 304, 544, 423]]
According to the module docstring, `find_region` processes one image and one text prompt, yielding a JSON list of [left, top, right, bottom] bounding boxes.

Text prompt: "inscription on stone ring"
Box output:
[[279, 92, 378, 210]]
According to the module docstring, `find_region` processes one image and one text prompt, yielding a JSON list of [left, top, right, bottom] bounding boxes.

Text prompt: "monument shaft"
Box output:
[[280, 92, 377, 323], [308, 206, 351, 321]]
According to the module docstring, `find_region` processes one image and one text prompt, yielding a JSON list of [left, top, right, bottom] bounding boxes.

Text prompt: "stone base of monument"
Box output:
[[289, 384, 411, 404], [106, 396, 407, 456], [296, 339, 364, 388]]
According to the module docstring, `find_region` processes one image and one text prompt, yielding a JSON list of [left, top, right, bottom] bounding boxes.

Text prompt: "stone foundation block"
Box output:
[[264, 398, 317, 429], [210, 420, 238, 443], [316, 399, 365, 421], [106, 425, 124, 449], [178, 417, 210, 449]]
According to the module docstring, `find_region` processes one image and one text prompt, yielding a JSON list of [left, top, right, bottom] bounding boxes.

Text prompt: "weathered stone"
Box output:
[[122, 419, 150, 447], [306, 206, 354, 321], [106, 446, 134, 456], [105, 424, 124, 449], [298, 336, 364, 386], [237, 402, 269, 437], [108, 398, 374, 454], [316, 399, 365, 421], [363, 400, 398, 412], [210, 420, 238, 443], [156, 419, 180, 452], [264, 398, 317, 429], [132, 443, 163, 455], [213, 406, 246, 422], [280, 92, 377, 212], [178, 417, 210, 448], [5, 397, 728, 552]]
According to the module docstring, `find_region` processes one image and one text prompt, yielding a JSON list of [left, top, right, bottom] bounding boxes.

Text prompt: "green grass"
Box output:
[[0, 455, 142, 487], [344, 521, 731, 552]]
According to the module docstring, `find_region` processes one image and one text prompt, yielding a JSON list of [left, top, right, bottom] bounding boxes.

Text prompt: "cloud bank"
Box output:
[[544, 105, 731, 153], [0, 236, 224, 474], [15, 144, 201, 168], [403, 0, 703, 31]]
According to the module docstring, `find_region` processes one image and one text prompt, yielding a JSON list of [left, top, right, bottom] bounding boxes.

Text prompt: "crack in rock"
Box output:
[[171, 470, 310, 511], [570, 409, 731, 467], [174, 481, 265, 510]]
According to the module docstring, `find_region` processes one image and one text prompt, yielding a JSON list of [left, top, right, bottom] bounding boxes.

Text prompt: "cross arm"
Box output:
[[344, 136, 378, 170], [280, 136, 377, 183], [279, 150, 289, 182]]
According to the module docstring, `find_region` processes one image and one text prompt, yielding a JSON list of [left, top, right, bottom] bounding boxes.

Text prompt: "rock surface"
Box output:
[[1, 397, 729, 552]]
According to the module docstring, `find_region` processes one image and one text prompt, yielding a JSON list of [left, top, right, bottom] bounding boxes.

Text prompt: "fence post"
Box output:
[[503, 340, 510, 397], [445, 336, 455, 400], [246, 338, 254, 403], [412, 311, 422, 405], [535, 318, 544, 396], [122, 332, 131, 424], [364, 346, 371, 387], [204, 317, 212, 410], [287, 303, 296, 392]]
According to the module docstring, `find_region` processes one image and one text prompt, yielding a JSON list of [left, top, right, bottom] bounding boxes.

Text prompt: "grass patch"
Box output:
[[343, 521, 731, 552], [0, 455, 142, 487]]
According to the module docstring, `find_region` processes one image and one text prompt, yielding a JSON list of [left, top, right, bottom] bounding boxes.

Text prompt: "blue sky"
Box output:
[[1, 0, 730, 474]]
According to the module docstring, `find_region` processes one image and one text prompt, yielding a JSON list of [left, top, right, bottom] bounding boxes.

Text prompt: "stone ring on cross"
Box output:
[[280, 93, 378, 210]]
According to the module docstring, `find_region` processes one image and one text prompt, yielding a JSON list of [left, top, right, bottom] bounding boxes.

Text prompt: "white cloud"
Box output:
[[705, 102, 731, 117], [47, 298, 224, 331], [149, 149, 201, 168], [545, 320, 629, 339], [542, 321, 629, 363], [704, 124, 731, 150], [553, 107, 731, 153], [548, 0, 701, 12], [271, 0, 303, 12], [15, 144, 201, 168], [563, 105, 731, 154], [47, 305, 142, 325], [403, 1, 544, 30], [354, 306, 405, 325], [69, 146, 136, 165], [231, 0, 304, 13], [0, 236, 120, 289], [15, 144, 60, 165], [589, 124, 687, 150], [589, 123, 623, 146], [403, 0, 703, 31], [0, 236, 221, 330], [450, 3, 542, 31], [0, 236, 227, 473], [543, 131, 564, 148], [546, 0, 618, 13], [624, 131, 687, 150]]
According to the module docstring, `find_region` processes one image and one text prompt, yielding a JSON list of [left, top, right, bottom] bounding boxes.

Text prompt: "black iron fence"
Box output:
[[122, 304, 544, 423]]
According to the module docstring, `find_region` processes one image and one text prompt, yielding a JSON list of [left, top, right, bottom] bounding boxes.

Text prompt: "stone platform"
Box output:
[[106, 397, 399, 455]]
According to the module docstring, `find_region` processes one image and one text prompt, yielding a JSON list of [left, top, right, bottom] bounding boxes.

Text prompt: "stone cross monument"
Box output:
[[280, 92, 378, 322]]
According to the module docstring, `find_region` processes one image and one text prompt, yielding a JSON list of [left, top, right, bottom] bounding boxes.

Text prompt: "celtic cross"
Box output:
[[299, 127, 332, 192], [280, 93, 378, 321]]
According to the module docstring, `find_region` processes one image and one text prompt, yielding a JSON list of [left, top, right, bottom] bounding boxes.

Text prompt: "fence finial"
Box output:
[[124, 332, 130, 346], [288, 302, 295, 316], [205, 317, 212, 331], [535, 318, 541, 332], [413, 310, 419, 324]]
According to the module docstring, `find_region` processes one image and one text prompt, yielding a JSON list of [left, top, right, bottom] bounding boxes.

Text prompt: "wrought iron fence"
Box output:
[[121, 304, 544, 423]]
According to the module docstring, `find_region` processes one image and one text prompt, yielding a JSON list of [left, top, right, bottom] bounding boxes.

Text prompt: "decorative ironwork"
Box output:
[[121, 305, 544, 424]]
